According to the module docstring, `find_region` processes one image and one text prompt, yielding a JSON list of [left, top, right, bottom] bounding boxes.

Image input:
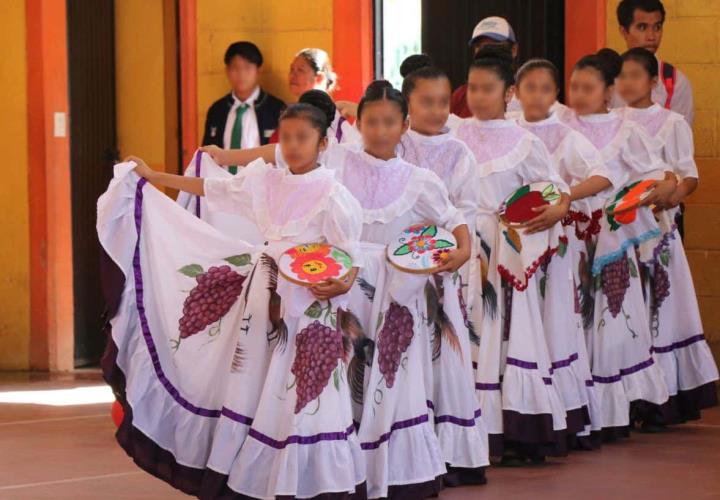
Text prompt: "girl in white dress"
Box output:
[[123, 103, 368, 499], [396, 60, 490, 487], [176, 91, 349, 247], [616, 47, 718, 427], [560, 48, 672, 440], [455, 45, 572, 463], [327, 80, 486, 498], [515, 58, 615, 449]]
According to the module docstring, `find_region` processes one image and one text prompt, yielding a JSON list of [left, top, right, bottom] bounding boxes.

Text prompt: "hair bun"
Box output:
[[474, 44, 513, 64], [596, 48, 622, 82], [298, 89, 336, 130], [364, 79, 394, 97], [400, 54, 434, 78]]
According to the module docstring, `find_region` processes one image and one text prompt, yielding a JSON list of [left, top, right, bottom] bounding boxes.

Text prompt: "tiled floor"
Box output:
[[1, 372, 719, 500]]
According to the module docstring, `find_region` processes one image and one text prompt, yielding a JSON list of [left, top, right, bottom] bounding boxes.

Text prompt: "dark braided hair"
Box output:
[[469, 44, 514, 88], [400, 54, 450, 100], [279, 103, 329, 139], [357, 80, 408, 120], [621, 47, 659, 79], [575, 48, 623, 88], [515, 58, 561, 89]]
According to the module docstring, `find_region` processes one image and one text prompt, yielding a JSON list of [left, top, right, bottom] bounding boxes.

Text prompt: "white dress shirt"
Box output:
[[222, 86, 261, 149]]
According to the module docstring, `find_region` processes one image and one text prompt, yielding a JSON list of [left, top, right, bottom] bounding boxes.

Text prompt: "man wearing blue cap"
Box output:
[[450, 16, 518, 118]]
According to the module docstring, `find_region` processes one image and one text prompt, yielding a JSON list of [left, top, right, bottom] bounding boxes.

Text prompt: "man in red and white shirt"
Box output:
[[611, 0, 694, 125]]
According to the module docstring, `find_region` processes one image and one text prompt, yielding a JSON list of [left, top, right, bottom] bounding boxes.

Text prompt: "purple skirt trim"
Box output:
[[426, 400, 483, 427], [499, 358, 553, 385], [435, 409, 483, 427], [360, 413, 430, 450], [132, 179, 225, 418], [220, 408, 253, 425], [592, 357, 655, 384], [248, 425, 355, 449], [550, 352, 579, 371], [100, 180, 365, 498], [194, 151, 202, 217], [651, 333, 707, 354]]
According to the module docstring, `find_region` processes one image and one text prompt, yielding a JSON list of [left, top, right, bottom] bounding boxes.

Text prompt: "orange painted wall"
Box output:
[[605, 0, 720, 361], [0, 0, 30, 370], [25, 0, 74, 372], [3, 0, 375, 372]]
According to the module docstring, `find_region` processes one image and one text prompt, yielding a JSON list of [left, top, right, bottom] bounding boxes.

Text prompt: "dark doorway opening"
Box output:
[[421, 0, 565, 101], [67, 0, 118, 367]]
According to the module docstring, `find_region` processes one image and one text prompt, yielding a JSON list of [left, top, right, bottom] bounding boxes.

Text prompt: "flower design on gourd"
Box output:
[[394, 225, 454, 258], [408, 235, 437, 254], [290, 252, 342, 283], [432, 248, 452, 264], [286, 243, 331, 258], [403, 223, 427, 235]]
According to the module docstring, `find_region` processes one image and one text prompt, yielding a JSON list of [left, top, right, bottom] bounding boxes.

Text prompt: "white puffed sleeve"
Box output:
[[339, 119, 361, 144], [621, 125, 666, 181], [203, 158, 268, 217], [573, 132, 615, 183], [415, 169, 466, 231], [447, 143, 480, 223], [663, 116, 698, 179], [321, 185, 365, 268], [519, 137, 570, 194]]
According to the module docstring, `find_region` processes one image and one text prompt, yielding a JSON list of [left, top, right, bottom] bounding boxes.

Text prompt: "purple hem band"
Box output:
[[505, 358, 553, 385], [133, 179, 222, 418], [435, 409, 483, 427], [506, 357, 538, 370], [220, 407, 254, 425], [194, 151, 202, 217], [592, 357, 655, 384], [551, 352, 579, 371], [249, 424, 355, 449], [426, 400, 482, 426], [475, 382, 501, 390], [652, 334, 706, 354], [360, 413, 430, 450]]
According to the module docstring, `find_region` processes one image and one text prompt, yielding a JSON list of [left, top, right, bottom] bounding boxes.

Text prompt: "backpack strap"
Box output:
[[660, 61, 677, 109]]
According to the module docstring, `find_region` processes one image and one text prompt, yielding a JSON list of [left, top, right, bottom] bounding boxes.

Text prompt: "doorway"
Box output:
[[421, 0, 565, 98], [66, 0, 118, 367]]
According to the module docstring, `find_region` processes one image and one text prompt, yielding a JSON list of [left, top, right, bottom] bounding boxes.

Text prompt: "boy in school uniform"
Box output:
[[611, 0, 694, 125], [202, 41, 285, 173], [450, 16, 518, 118]]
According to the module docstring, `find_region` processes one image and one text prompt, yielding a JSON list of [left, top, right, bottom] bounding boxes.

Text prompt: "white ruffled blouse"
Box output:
[[620, 104, 698, 180], [453, 118, 570, 213], [559, 109, 666, 188], [518, 113, 612, 188], [324, 145, 466, 244], [203, 159, 364, 266], [399, 128, 479, 224]]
